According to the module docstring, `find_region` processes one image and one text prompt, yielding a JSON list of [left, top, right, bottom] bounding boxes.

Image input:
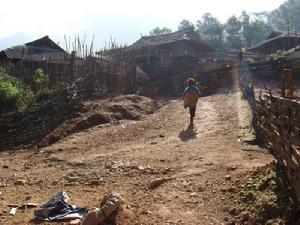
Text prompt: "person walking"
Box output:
[[183, 78, 201, 127]]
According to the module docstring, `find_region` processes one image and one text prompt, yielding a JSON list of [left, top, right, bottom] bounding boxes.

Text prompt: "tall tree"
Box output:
[[248, 20, 272, 46], [178, 19, 194, 30], [196, 13, 224, 50], [149, 27, 172, 36], [225, 15, 243, 49], [239, 11, 271, 47], [240, 11, 251, 47], [269, 0, 300, 32]]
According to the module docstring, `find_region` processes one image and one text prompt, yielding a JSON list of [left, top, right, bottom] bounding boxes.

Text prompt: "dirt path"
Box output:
[[0, 91, 273, 225]]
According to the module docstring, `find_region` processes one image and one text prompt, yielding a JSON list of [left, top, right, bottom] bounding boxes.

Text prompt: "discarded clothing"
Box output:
[[48, 200, 87, 220], [35, 192, 87, 221], [42, 191, 70, 208]]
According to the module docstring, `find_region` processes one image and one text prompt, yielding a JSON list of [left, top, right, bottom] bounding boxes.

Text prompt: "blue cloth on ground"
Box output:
[[37, 192, 87, 221]]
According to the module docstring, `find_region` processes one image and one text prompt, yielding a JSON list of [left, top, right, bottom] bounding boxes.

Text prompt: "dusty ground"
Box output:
[[0, 91, 273, 225], [225, 163, 299, 225]]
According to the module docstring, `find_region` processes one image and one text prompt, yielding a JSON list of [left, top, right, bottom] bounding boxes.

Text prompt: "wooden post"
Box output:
[[281, 69, 286, 98], [286, 69, 294, 98], [282, 69, 294, 98], [70, 51, 76, 80]]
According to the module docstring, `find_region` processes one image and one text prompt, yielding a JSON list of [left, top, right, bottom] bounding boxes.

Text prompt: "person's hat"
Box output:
[[186, 78, 195, 85]]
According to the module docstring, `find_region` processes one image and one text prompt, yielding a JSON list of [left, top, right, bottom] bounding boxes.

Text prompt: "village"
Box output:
[[1, 1, 300, 225]]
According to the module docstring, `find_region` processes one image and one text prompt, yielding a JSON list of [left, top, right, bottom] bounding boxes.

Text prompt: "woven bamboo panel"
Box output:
[[256, 94, 300, 200]]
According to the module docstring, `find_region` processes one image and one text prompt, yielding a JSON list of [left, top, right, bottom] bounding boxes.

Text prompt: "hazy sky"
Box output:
[[0, 0, 285, 50]]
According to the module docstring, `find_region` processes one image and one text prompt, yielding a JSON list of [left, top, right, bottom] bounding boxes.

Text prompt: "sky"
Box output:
[[0, 0, 286, 51]]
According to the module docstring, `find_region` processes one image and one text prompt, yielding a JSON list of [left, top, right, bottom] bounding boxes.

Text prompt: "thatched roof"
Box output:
[[127, 28, 213, 52], [0, 36, 66, 61], [248, 31, 300, 54]]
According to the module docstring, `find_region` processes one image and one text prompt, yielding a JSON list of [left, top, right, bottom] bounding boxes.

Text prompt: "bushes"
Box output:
[[35, 88, 59, 103], [0, 67, 34, 113], [33, 68, 49, 91], [0, 67, 64, 113]]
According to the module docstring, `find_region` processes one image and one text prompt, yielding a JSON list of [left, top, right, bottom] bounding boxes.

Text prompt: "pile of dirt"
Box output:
[[223, 163, 300, 225], [38, 95, 161, 148]]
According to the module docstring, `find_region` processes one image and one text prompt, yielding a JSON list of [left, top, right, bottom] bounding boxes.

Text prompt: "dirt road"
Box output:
[[0, 91, 273, 225]]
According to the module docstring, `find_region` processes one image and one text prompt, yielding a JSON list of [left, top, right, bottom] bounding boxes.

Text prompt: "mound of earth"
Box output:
[[223, 162, 299, 225], [38, 95, 161, 148]]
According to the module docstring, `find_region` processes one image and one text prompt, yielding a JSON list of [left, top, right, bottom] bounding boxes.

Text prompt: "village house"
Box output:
[[125, 27, 213, 61], [0, 36, 67, 62], [123, 28, 215, 96], [95, 28, 214, 96], [248, 31, 300, 55]]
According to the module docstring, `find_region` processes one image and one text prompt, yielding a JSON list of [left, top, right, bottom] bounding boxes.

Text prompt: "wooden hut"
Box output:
[[248, 31, 300, 55], [125, 27, 213, 60], [121, 28, 214, 96], [0, 36, 67, 62]]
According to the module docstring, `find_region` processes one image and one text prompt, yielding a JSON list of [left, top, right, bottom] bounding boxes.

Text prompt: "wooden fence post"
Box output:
[[281, 69, 294, 98], [70, 51, 76, 80]]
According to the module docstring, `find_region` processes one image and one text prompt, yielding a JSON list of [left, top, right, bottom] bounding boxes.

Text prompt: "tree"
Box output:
[[240, 11, 251, 47], [149, 27, 172, 36], [178, 19, 194, 30], [239, 11, 272, 47], [268, 0, 300, 32], [196, 13, 224, 50], [225, 15, 243, 49], [247, 20, 272, 46]]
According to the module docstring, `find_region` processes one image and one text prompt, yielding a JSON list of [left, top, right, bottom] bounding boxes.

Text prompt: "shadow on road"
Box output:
[[178, 125, 197, 142], [29, 218, 43, 224]]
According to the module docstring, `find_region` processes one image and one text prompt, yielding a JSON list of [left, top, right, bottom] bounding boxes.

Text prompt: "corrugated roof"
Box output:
[[25, 36, 65, 52], [266, 31, 283, 40], [248, 31, 300, 54], [0, 36, 66, 60], [126, 27, 213, 52], [2, 45, 25, 59]]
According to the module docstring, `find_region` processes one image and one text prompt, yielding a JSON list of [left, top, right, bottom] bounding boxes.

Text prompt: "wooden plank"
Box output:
[[286, 158, 299, 170], [290, 133, 300, 146]]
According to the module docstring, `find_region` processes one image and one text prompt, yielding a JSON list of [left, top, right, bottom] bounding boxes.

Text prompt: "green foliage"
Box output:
[[178, 19, 194, 31], [0, 67, 61, 113], [226, 16, 242, 35], [196, 13, 224, 50], [269, 0, 300, 32], [194, 11, 272, 50], [225, 16, 243, 49], [247, 20, 272, 46], [0, 67, 34, 113], [149, 27, 172, 36], [33, 68, 49, 85], [156, 1, 298, 50], [241, 12, 251, 47], [35, 88, 59, 103]]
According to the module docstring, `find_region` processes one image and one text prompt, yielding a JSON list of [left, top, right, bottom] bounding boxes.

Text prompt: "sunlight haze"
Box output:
[[0, 0, 285, 50]]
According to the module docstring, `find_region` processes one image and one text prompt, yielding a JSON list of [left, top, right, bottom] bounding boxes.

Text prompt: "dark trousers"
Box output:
[[189, 107, 196, 118]]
